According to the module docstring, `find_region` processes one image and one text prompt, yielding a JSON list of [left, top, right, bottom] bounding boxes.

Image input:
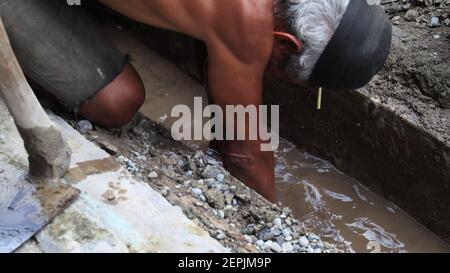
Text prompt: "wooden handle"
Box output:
[[0, 18, 71, 181]]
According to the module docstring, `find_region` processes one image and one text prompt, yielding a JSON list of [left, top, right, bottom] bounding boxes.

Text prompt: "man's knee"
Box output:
[[79, 63, 145, 128]]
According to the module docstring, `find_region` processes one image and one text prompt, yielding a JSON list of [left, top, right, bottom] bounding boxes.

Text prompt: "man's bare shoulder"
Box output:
[[204, 0, 275, 65]]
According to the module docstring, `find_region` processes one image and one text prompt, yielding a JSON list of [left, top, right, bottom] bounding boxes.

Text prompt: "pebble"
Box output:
[[282, 242, 294, 253], [299, 236, 310, 248], [244, 225, 255, 235], [218, 210, 225, 219], [429, 16, 441, 28], [270, 243, 282, 253], [445, 18, 450, 27], [282, 228, 292, 237], [272, 228, 282, 236], [148, 171, 158, 179], [259, 227, 275, 241], [314, 248, 322, 254], [273, 218, 282, 228], [191, 188, 203, 197], [216, 232, 226, 241], [263, 240, 273, 249], [202, 165, 221, 179], [161, 187, 170, 197], [216, 173, 225, 182], [244, 235, 254, 243], [77, 120, 93, 134]]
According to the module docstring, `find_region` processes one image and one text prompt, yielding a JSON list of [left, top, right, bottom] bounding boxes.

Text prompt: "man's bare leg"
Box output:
[[79, 63, 145, 128]]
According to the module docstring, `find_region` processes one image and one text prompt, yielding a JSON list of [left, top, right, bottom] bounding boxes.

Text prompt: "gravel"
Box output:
[[66, 113, 341, 253]]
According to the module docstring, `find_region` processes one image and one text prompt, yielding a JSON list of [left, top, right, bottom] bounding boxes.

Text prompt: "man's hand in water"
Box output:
[[217, 140, 276, 202]]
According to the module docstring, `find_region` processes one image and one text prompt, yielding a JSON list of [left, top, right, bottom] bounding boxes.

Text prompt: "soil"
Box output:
[[366, 0, 450, 144]]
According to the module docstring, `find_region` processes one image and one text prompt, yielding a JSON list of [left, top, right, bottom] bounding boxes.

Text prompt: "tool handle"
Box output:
[[0, 18, 54, 129], [0, 18, 71, 181]]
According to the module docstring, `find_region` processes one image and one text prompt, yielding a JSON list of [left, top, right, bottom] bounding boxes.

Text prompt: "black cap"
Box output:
[[308, 0, 392, 90]]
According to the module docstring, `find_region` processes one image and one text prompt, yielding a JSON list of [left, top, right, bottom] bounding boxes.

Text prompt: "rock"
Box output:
[[191, 188, 203, 198], [205, 178, 217, 188], [204, 189, 225, 209], [131, 126, 146, 136], [216, 231, 226, 241], [244, 235, 254, 243], [201, 165, 221, 179], [218, 210, 225, 219], [299, 236, 309, 248], [282, 242, 294, 253], [263, 240, 273, 250], [244, 225, 256, 235], [258, 227, 275, 241], [148, 171, 158, 179], [275, 235, 285, 246], [445, 18, 450, 27], [256, 240, 264, 247], [313, 248, 322, 254], [282, 228, 292, 238], [273, 218, 282, 228], [77, 120, 93, 134], [404, 9, 419, 22], [235, 191, 251, 203], [270, 242, 282, 253], [261, 210, 278, 223], [272, 228, 282, 236], [429, 16, 441, 28], [98, 140, 119, 155], [323, 242, 337, 252], [224, 194, 235, 205], [163, 155, 178, 166], [307, 247, 315, 253], [161, 187, 170, 197], [137, 155, 147, 161], [216, 173, 225, 182]]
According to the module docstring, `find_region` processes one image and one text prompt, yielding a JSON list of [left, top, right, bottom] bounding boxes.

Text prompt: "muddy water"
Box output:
[[109, 25, 450, 253], [275, 139, 449, 253]]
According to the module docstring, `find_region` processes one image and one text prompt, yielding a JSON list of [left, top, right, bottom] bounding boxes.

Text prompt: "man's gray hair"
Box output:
[[277, 0, 350, 82]]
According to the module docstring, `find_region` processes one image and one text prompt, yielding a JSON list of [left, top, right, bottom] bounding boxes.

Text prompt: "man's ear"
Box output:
[[274, 32, 303, 54]]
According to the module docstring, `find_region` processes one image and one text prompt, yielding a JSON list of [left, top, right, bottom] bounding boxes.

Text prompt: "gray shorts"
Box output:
[[0, 0, 127, 111]]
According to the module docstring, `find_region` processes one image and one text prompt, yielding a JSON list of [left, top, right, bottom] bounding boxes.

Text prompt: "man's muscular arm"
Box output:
[[206, 33, 277, 202]]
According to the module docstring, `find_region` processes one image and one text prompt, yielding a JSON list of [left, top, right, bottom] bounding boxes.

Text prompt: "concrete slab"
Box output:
[[0, 98, 227, 253]]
